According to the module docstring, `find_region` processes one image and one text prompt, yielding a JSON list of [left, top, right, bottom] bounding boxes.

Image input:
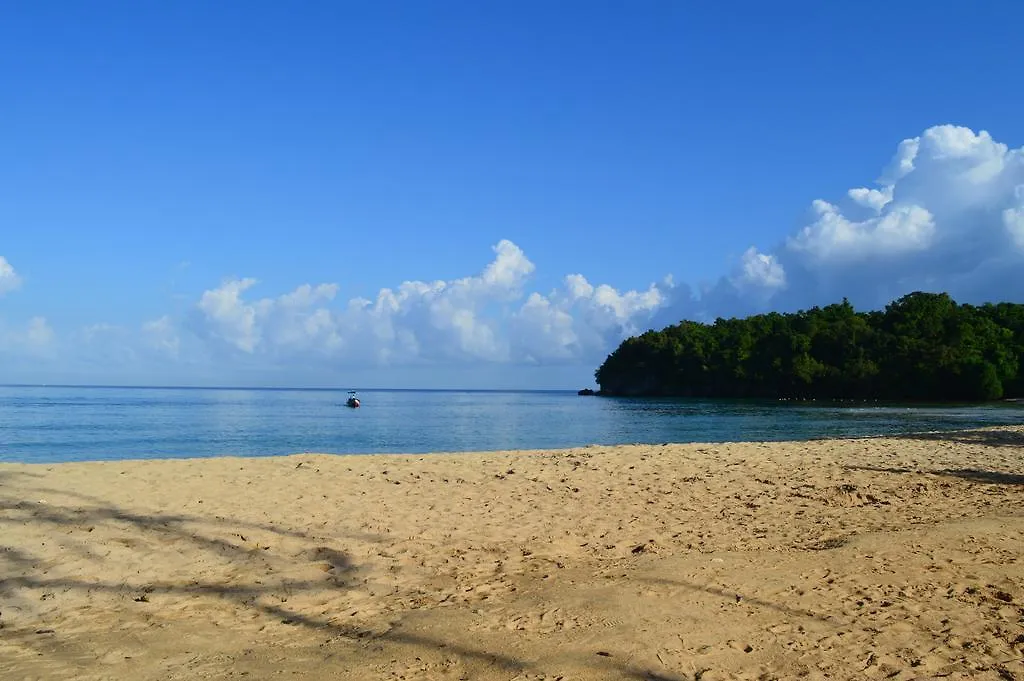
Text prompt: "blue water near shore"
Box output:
[[0, 385, 1022, 464]]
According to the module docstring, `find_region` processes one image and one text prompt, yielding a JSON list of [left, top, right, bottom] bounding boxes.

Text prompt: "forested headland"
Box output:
[[594, 292, 1024, 402]]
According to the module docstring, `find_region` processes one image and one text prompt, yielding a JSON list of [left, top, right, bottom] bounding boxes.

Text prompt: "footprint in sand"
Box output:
[[726, 639, 755, 653], [379, 655, 462, 680], [502, 607, 579, 633]]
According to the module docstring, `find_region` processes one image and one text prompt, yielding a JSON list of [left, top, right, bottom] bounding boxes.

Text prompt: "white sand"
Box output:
[[1, 427, 1022, 680]]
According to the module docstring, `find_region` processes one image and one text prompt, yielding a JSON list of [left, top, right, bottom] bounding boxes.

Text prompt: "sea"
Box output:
[[0, 385, 1022, 464]]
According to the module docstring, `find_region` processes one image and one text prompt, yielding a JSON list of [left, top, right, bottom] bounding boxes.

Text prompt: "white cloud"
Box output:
[[652, 124, 1024, 324], [0, 256, 22, 295], [786, 199, 936, 262], [1, 316, 55, 358], [195, 277, 262, 353], [510, 273, 666, 363], [142, 316, 181, 357], [184, 239, 663, 369], [24, 317, 53, 347], [1005, 185, 1024, 251], [782, 125, 1023, 298], [847, 186, 893, 212], [730, 247, 786, 294]]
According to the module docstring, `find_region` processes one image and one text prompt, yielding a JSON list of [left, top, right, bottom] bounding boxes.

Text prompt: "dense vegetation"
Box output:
[[594, 292, 1024, 402]]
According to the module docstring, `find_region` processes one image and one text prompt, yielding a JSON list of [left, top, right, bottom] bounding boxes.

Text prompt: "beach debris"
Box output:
[[596, 651, 612, 657], [807, 536, 849, 551], [631, 539, 660, 555], [132, 585, 156, 602], [992, 589, 1014, 603]]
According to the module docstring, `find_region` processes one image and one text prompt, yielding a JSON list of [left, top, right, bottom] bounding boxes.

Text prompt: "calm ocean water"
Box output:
[[0, 386, 1022, 464]]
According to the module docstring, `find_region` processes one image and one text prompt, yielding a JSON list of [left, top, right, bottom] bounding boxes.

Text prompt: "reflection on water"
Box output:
[[0, 386, 1021, 463]]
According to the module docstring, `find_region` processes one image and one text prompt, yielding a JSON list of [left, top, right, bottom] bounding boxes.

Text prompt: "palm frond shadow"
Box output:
[[1, 472, 737, 680], [0, 475, 536, 674]]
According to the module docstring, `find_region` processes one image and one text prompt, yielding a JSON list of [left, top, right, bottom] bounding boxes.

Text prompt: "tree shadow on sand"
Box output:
[[844, 464, 1024, 486], [887, 427, 1024, 449], [839, 426, 1024, 485], [638, 576, 832, 624], [0, 470, 709, 680], [0, 470, 537, 674]]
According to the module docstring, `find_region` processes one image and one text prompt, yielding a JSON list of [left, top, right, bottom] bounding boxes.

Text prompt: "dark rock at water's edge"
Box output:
[[577, 388, 596, 396]]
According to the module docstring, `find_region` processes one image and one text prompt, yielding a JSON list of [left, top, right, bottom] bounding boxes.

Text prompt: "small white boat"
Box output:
[[345, 390, 360, 408]]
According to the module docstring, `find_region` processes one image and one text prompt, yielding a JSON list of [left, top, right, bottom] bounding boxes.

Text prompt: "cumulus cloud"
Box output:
[[730, 247, 787, 296], [190, 279, 344, 358], [184, 239, 665, 369], [654, 124, 1024, 324], [510, 273, 666, 363], [0, 256, 21, 295], [789, 125, 1023, 302], [787, 200, 936, 262]]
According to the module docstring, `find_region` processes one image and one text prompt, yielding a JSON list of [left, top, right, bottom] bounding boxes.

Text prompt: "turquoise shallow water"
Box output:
[[1, 386, 1022, 463]]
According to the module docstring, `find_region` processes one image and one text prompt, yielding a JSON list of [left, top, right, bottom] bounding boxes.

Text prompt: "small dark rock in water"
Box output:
[[577, 388, 596, 396]]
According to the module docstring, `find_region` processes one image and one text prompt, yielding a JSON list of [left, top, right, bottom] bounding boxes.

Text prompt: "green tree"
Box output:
[[593, 292, 1024, 402]]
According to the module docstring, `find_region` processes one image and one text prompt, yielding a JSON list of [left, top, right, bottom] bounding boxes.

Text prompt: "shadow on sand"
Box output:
[[844, 464, 1024, 486], [0, 468, 706, 681], [888, 426, 1024, 449], [638, 576, 832, 624]]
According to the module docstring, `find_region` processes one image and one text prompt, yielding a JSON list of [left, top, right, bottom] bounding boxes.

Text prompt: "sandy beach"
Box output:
[[2, 428, 1022, 680]]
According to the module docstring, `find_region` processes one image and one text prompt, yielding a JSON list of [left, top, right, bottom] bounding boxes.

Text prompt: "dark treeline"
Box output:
[[594, 292, 1024, 402]]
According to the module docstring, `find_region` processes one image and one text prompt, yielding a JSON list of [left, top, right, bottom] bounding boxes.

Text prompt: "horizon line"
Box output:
[[0, 383, 583, 394]]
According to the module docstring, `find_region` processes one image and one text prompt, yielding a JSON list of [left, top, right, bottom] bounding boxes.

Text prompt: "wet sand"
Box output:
[[1, 427, 1023, 680]]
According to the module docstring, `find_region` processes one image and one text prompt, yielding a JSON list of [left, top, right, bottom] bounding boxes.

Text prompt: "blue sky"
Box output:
[[2, 1, 1024, 388]]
